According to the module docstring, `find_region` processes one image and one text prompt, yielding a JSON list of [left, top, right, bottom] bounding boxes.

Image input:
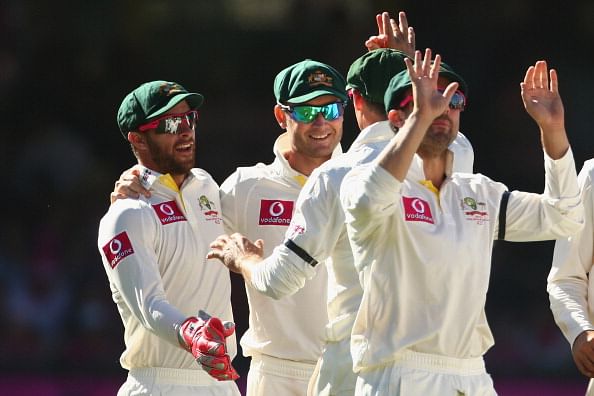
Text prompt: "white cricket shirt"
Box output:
[[98, 166, 237, 373], [548, 158, 594, 345], [250, 121, 475, 345], [341, 148, 583, 372], [220, 132, 341, 363]]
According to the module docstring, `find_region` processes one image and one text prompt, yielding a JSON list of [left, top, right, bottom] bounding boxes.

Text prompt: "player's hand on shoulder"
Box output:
[[110, 165, 151, 204]]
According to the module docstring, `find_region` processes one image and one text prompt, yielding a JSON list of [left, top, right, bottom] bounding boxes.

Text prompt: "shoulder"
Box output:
[[99, 199, 154, 235], [190, 168, 219, 184], [451, 172, 507, 191], [220, 163, 270, 192], [579, 159, 594, 182]]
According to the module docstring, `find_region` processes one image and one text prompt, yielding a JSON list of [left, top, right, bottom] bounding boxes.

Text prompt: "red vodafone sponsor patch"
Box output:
[[152, 201, 187, 225], [402, 196, 434, 224], [259, 199, 294, 226], [103, 231, 135, 269]]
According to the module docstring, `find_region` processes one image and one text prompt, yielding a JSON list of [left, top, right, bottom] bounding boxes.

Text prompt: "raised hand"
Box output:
[[207, 233, 264, 275], [405, 49, 459, 119], [365, 11, 415, 56], [520, 60, 564, 130]]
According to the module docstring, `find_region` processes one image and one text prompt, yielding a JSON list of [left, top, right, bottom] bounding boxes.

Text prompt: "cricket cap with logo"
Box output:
[[384, 62, 468, 112], [346, 49, 411, 105], [117, 80, 204, 137], [273, 59, 347, 105]]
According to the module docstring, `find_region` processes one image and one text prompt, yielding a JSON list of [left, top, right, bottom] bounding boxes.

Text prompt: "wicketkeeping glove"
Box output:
[[178, 310, 239, 381]]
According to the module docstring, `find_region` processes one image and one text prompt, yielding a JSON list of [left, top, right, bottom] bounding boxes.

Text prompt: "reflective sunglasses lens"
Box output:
[[291, 103, 343, 123], [155, 111, 197, 134], [185, 111, 198, 129], [321, 103, 342, 121], [292, 106, 317, 123], [450, 92, 466, 110], [155, 116, 183, 134]]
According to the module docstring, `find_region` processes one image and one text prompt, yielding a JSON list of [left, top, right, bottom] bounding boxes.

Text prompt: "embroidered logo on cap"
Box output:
[[102, 231, 135, 269], [402, 196, 434, 224], [152, 201, 187, 225], [259, 199, 294, 226], [159, 82, 183, 97], [308, 71, 333, 87]]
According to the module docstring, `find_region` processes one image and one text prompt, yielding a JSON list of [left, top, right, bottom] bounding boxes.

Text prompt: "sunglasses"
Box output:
[[398, 89, 466, 111], [278, 102, 347, 123], [138, 110, 198, 134]]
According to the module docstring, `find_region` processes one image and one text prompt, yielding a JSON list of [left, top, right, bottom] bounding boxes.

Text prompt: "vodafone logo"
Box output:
[[259, 199, 294, 226], [402, 196, 434, 224], [152, 201, 187, 225], [109, 238, 122, 254], [269, 201, 285, 217], [102, 231, 134, 269], [159, 203, 175, 216], [411, 198, 426, 213]]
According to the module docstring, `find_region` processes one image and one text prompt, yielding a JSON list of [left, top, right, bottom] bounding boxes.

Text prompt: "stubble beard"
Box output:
[[147, 139, 195, 176]]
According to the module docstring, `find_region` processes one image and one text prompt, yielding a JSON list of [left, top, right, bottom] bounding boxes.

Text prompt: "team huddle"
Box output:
[[97, 10, 593, 396]]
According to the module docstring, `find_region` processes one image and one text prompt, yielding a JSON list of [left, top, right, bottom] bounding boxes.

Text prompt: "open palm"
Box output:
[[521, 61, 564, 128]]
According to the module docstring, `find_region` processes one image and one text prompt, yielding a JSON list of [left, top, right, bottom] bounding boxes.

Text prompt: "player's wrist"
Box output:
[[178, 316, 202, 352]]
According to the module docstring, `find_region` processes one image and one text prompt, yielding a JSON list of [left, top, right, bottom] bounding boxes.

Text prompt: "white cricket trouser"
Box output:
[[118, 367, 241, 396], [246, 353, 316, 396], [308, 338, 357, 396], [355, 350, 497, 396]]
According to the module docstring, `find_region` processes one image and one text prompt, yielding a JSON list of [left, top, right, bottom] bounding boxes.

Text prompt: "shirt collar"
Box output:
[[271, 132, 343, 186], [349, 120, 394, 151]]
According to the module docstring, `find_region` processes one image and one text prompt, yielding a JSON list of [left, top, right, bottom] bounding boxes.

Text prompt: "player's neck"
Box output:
[[284, 150, 329, 177]]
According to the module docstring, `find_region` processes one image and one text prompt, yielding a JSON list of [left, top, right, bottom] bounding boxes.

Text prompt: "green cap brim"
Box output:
[[147, 92, 204, 119]]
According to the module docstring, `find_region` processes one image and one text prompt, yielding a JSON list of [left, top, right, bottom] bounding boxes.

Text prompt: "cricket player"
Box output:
[[207, 49, 474, 395], [548, 159, 594, 395], [219, 59, 346, 395], [98, 81, 240, 395], [340, 50, 583, 395]]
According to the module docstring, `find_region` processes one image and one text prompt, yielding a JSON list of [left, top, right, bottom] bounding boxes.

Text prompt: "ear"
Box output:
[[387, 109, 407, 129], [274, 104, 287, 129], [128, 131, 148, 151], [351, 90, 365, 111]]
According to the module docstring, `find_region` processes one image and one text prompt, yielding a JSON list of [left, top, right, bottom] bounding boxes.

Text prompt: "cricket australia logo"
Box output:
[[159, 82, 183, 97], [460, 196, 489, 225], [259, 199, 294, 226], [308, 71, 333, 87], [402, 196, 434, 224], [198, 195, 222, 224]]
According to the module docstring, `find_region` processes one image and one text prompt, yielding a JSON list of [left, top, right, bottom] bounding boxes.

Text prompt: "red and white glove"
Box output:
[[179, 310, 239, 381]]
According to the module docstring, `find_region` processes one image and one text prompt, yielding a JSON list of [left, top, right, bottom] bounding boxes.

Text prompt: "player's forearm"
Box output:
[[249, 246, 316, 300], [540, 124, 569, 160], [548, 281, 593, 345]]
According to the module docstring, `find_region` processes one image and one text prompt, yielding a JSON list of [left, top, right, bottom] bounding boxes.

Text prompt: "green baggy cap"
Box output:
[[346, 49, 411, 105], [274, 59, 347, 104], [117, 80, 204, 137], [384, 62, 468, 113]]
